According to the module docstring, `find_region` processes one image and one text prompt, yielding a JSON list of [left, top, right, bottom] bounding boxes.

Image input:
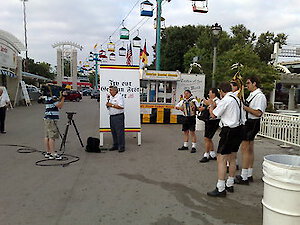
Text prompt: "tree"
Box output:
[[25, 58, 56, 80], [160, 25, 201, 72], [254, 32, 288, 63]]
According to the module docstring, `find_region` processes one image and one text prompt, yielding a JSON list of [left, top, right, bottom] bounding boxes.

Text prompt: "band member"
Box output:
[[199, 88, 220, 163], [106, 86, 126, 153], [176, 90, 200, 153], [207, 82, 243, 197], [235, 76, 267, 184]]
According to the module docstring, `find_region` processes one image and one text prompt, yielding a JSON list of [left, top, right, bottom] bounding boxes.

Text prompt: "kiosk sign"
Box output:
[[99, 65, 141, 146]]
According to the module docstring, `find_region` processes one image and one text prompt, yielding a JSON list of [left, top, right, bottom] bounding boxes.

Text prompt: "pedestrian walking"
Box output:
[[0, 87, 10, 134]]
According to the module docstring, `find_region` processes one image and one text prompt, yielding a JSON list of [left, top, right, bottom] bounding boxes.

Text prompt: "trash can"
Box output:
[[262, 154, 300, 225]]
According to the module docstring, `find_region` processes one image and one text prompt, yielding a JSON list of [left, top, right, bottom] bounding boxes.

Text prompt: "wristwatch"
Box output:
[[111, 104, 114, 108]]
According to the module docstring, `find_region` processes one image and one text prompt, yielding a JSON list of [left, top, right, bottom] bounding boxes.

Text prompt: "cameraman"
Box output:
[[43, 89, 68, 160]]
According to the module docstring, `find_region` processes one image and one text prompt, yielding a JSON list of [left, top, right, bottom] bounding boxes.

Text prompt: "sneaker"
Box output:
[[234, 175, 249, 185], [207, 188, 226, 197], [48, 154, 55, 160], [199, 157, 210, 163], [225, 185, 234, 193], [44, 152, 51, 158], [54, 154, 62, 160], [190, 148, 197, 153], [178, 146, 189, 151]]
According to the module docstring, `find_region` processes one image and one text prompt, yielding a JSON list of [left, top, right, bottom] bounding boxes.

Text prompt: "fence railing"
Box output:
[[259, 112, 300, 147]]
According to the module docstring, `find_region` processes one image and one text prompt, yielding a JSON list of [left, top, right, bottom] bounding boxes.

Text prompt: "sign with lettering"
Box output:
[[176, 74, 205, 103], [0, 40, 17, 69], [99, 65, 141, 133]]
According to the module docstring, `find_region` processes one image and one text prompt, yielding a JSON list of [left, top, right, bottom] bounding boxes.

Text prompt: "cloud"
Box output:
[[1, 0, 300, 67]]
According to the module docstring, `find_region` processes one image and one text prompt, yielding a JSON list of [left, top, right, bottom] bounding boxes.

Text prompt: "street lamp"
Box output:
[[89, 52, 101, 89], [211, 23, 222, 88], [21, 0, 29, 71]]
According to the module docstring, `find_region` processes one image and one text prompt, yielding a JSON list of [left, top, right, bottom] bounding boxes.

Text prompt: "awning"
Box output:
[[0, 68, 17, 78], [22, 72, 51, 81]]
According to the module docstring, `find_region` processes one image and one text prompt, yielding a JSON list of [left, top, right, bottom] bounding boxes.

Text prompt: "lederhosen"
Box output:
[[204, 99, 220, 139], [243, 93, 262, 141], [217, 95, 243, 155]]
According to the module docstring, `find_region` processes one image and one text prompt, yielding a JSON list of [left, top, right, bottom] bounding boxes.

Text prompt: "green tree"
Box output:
[[254, 32, 288, 63], [25, 58, 56, 80]]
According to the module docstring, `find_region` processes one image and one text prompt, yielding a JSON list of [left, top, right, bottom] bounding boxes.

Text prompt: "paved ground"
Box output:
[[0, 97, 298, 225]]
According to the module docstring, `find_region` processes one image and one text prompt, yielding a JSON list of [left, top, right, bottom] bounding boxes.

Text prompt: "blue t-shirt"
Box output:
[[44, 96, 59, 120]]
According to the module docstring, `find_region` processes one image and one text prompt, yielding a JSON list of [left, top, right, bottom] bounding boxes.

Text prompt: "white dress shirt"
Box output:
[[246, 88, 267, 119], [0, 92, 10, 108], [213, 93, 242, 128], [108, 93, 125, 116]]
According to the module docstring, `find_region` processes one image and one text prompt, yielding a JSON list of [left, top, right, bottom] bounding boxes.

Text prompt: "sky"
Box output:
[[1, 0, 300, 68]]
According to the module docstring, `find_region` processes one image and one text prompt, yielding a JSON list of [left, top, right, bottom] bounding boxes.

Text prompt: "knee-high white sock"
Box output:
[[192, 142, 196, 148], [248, 168, 253, 177], [226, 177, 234, 187], [217, 180, 225, 192], [241, 169, 248, 180], [209, 151, 216, 158]]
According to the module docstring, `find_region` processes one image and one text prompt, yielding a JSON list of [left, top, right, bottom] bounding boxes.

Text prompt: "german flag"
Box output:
[[140, 40, 149, 65]]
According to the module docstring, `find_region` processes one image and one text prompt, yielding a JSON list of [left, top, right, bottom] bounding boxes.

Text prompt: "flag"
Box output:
[[126, 43, 132, 65], [93, 43, 98, 49], [140, 40, 149, 65]]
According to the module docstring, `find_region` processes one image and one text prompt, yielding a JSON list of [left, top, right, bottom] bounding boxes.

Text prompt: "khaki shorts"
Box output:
[[44, 119, 59, 139]]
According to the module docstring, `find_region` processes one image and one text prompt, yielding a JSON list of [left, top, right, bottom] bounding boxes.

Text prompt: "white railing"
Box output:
[[259, 112, 300, 147]]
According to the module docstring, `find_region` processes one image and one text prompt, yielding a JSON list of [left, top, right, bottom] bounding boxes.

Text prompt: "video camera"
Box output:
[[40, 84, 69, 99]]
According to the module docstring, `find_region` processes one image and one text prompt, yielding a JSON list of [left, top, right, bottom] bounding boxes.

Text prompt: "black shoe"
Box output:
[[178, 146, 189, 151], [209, 156, 217, 160], [118, 149, 125, 153], [207, 188, 226, 197], [199, 157, 210, 163], [109, 146, 118, 151], [190, 148, 197, 153], [248, 176, 254, 182], [0, 131, 6, 134], [234, 175, 249, 185], [225, 185, 234, 193]]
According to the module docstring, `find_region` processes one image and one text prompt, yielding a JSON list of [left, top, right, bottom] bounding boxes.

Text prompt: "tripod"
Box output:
[[59, 112, 84, 153]]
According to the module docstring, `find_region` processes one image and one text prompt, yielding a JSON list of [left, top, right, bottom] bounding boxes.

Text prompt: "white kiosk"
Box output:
[[99, 65, 141, 146]]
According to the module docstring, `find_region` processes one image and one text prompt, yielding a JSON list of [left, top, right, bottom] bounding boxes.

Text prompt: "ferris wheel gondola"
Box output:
[[191, 0, 208, 13]]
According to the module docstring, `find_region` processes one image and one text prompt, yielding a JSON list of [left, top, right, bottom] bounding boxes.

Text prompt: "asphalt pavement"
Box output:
[[0, 97, 298, 225]]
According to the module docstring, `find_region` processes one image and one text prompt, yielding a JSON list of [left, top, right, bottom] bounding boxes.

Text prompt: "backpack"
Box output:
[[85, 137, 101, 153]]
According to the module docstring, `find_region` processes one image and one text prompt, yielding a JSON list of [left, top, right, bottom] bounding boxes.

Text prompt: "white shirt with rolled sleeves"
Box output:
[[213, 93, 242, 128], [108, 93, 125, 116], [246, 88, 267, 119]]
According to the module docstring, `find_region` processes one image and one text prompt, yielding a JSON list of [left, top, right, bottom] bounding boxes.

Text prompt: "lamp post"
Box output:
[[211, 23, 222, 88], [89, 52, 101, 89], [21, 0, 29, 71]]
